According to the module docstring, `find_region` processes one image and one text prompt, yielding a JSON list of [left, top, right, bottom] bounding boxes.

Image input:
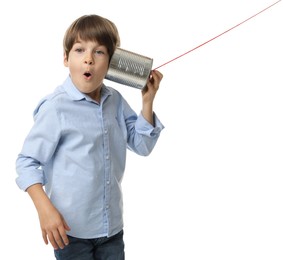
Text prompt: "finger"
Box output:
[[149, 71, 162, 88], [52, 229, 66, 249], [58, 225, 69, 246], [63, 218, 71, 231], [151, 70, 163, 81], [42, 230, 48, 245], [148, 74, 160, 91], [47, 231, 59, 250]]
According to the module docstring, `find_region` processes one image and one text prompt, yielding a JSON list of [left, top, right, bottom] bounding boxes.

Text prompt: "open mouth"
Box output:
[[84, 72, 92, 79]]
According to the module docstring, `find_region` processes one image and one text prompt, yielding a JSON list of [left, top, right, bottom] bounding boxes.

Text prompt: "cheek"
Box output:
[[100, 61, 109, 74], [68, 62, 81, 74], [67, 54, 80, 67]]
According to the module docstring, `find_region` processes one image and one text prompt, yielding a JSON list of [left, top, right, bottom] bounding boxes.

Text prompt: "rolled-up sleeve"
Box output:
[[16, 99, 61, 191], [126, 112, 164, 156], [135, 112, 164, 137]]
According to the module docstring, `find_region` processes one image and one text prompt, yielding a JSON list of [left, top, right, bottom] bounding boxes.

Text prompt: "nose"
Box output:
[[84, 59, 93, 65], [84, 54, 93, 65]]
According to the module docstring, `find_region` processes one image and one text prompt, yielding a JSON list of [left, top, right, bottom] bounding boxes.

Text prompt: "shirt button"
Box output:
[[104, 129, 108, 134], [106, 205, 109, 209], [106, 181, 110, 185], [106, 155, 109, 160]]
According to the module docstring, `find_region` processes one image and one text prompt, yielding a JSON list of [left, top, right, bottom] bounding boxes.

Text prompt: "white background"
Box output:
[[1, 0, 282, 259]]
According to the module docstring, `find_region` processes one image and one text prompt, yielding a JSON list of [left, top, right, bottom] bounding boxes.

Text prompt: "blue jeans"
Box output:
[[54, 230, 125, 260]]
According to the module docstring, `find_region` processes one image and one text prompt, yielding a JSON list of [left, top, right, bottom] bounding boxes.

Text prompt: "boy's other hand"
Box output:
[[38, 202, 71, 250]]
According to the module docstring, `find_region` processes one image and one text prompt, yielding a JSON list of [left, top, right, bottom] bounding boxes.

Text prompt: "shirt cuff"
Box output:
[[135, 112, 165, 137], [16, 169, 46, 191]]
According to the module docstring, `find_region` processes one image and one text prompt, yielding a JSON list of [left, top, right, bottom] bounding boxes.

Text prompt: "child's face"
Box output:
[[64, 39, 109, 100]]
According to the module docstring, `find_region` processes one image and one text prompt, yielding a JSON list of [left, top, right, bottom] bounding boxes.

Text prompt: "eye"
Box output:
[[75, 48, 84, 53], [94, 50, 105, 55]]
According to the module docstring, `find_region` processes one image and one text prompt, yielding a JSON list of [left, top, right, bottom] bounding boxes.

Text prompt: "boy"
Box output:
[[16, 14, 164, 260]]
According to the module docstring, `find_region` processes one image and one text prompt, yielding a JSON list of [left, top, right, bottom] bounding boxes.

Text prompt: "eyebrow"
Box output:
[[73, 40, 105, 48]]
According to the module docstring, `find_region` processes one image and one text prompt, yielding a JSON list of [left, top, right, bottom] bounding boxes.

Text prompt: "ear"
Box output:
[[63, 52, 69, 67]]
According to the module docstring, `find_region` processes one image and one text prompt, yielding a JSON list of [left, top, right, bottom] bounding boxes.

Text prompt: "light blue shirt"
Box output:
[[16, 76, 164, 239]]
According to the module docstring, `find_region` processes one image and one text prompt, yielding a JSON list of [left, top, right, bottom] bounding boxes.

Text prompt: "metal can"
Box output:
[[105, 48, 153, 90]]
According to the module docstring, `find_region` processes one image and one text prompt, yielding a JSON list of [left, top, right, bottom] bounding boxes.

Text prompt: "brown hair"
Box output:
[[63, 14, 120, 60]]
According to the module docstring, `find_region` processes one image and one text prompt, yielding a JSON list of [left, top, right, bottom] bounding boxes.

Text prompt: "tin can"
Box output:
[[105, 48, 153, 90]]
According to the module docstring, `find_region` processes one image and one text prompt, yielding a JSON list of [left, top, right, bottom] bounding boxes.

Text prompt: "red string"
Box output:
[[154, 0, 281, 70]]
